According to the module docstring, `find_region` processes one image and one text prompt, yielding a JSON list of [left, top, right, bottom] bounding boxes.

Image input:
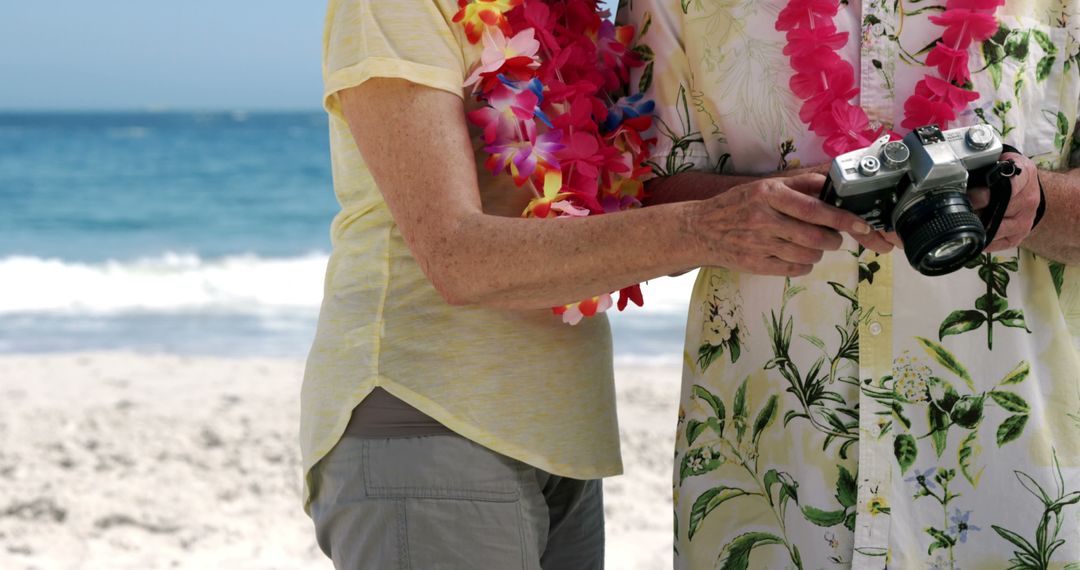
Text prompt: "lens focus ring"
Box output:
[[900, 209, 984, 276]]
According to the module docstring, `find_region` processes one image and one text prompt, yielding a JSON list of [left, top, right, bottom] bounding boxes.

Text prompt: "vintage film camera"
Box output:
[[820, 124, 1019, 276]]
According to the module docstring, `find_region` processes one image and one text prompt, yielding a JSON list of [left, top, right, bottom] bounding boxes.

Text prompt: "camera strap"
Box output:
[[967, 142, 1047, 246], [1000, 143, 1048, 230]]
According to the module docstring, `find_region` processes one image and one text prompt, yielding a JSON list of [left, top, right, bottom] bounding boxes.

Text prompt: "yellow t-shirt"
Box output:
[[301, 0, 623, 511]]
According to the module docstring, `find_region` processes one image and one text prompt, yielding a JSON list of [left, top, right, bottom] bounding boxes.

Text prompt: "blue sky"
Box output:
[[0, 2, 325, 111], [0, 1, 620, 111]]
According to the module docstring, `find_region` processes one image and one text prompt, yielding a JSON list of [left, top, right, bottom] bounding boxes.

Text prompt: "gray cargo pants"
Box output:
[[309, 434, 605, 569]]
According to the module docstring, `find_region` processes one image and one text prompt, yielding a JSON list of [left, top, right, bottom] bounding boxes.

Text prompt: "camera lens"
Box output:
[[893, 190, 985, 276]]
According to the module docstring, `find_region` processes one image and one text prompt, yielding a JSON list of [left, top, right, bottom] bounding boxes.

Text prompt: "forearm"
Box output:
[[1021, 168, 1080, 264], [430, 202, 701, 309], [644, 164, 830, 205]]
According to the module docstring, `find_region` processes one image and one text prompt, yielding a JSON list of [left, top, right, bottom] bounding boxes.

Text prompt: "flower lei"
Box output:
[[777, 0, 1005, 156], [453, 0, 655, 324]]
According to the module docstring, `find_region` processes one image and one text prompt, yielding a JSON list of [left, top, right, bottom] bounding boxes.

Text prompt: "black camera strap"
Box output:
[[1001, 143, 1048, 230], [968, 142, 1046, 246]]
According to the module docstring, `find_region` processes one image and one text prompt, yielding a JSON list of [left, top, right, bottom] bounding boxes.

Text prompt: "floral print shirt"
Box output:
[[620, 0, 1080, 567]]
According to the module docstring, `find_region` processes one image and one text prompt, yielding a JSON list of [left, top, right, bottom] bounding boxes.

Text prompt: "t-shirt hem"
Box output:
[[301, 375, 624, 514], [323, 57, 465, 118]]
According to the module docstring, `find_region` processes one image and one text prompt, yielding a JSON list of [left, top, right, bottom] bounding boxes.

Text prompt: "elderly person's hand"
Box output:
[[966, 152, 1042, 252], [877, 152, 1042, 253], [692, 173, 892, 277]]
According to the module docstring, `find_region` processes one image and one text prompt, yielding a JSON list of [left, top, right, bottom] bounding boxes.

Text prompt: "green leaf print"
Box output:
[[752, 395, 779, 444], [1049, 261, 1066, 296], [697, 343, 726, 374], [692, 384, 726, 423], [836, 466, 857, 508], [998, 361, 1030, 385], [990, 391, 1030, 414], [716, 532, 786, 570], [679, 447, 726, 483], [996, 413, 1029, 446], [638, 61, 654, 93], [942, 254, 1030, 347], [951, 395, 985, 429], [733, 378, 749, 443], [763, 469, 800, 512], [988, 61, 1004, 89], [927, 527, 959, 554], [631, 44, 655, 62], [686, 419, 707, 446], [917, 337, 974, 391], [637, 11, 651, 36], [680, 0, 692, 13], [975, 292, 1008, 313], [994, 309, 1029, 331], [1033, 28, 1057, 54], [895, 433, 918, 473], [800, 505, 847, 527], [1004, 29, 1031, 60], [688, 486, 756, 540], [993, 452, 1080, 569], [939, 310, 987, 340], [1037, 55, 1056, 82], [929, 406, 950, 457], [958, 431, 985, 486]]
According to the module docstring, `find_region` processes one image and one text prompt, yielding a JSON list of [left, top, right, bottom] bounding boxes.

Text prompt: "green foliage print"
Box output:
[[680, 380, 805, 569], [982, 23, 1059, 90], [992, 451, 1080, 570], [877, 342, 1031, 488], [646, 85, 705, 177], [767, 279, 860, 458], [905, 467, 969, 563], [697, 273, 747, 372], [1048, 260, 1067, 297], [938, 253, 1030, 349], [799, 465, 859, 532]]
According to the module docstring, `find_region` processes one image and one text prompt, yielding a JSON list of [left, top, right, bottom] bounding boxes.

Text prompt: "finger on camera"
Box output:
[[772, 214, 844, 251], [769, 237, 826, 264], [984, 236, 1023, 252], [779, 172, 827, 196], [752, 256, 814, 277], [967, 187, 990, 209], [881, 231, 904, 249], [851, 231, 894, 254], [768, 186, 872, 236]]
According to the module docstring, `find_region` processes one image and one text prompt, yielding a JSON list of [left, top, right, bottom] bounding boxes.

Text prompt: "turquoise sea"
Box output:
[[0, 111, 691, 359]]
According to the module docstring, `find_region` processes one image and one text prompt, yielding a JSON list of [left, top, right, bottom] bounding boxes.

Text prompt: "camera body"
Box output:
[[821, 124, 1005, 276]]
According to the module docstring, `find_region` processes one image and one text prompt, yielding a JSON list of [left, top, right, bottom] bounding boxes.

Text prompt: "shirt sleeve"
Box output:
[[619, 0, 712, 177], [322, 0, 467, 118]]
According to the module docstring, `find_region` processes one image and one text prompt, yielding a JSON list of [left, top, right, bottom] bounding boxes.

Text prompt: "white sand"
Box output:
[[0, 353, 680, 570]]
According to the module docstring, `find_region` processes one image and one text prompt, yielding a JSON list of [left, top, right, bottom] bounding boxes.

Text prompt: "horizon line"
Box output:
[[0, 107, 325, 114]]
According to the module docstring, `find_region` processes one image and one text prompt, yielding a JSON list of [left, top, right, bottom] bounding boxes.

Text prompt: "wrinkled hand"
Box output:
[[694, 173, 889, 277], [966, 152, 1041, 252]]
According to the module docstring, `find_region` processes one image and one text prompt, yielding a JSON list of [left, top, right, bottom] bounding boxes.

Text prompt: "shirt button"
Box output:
[[869, 321, 883, 336]]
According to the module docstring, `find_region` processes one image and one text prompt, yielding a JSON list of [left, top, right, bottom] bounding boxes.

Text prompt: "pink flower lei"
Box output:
[[453, 0, 655, 324], [777, 0, 1004, 156]]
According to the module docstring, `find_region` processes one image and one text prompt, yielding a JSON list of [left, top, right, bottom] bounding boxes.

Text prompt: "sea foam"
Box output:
[[0, 251, 696, 323], [0, 252, 328, 315]]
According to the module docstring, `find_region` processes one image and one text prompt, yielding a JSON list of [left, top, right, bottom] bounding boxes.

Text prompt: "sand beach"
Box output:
[[0, 353, 681, 570]]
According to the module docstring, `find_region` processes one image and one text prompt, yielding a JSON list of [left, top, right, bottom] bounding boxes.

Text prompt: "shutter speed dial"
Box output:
[[881, 141, 910, 169]]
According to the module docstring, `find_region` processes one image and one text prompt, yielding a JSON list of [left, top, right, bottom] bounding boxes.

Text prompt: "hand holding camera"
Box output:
[[693, 173, 879, 277], [821, 124, 1042, 275]]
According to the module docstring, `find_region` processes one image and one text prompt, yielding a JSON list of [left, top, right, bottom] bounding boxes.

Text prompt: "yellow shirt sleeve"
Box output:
[[323, 0, 467, 118]]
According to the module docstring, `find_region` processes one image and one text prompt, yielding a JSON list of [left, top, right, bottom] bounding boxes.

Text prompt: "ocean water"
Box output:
[[0, 111, 692, 359]]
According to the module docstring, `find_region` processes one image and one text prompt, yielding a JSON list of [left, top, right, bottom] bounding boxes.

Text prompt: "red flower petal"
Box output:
[[930, 10, 999, 48], [925, 43, 971, 83], [945, 0, 1004, 10]]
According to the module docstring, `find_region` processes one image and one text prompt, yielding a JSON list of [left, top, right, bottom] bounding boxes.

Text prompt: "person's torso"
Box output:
[[630, 0, 1080, 566]]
